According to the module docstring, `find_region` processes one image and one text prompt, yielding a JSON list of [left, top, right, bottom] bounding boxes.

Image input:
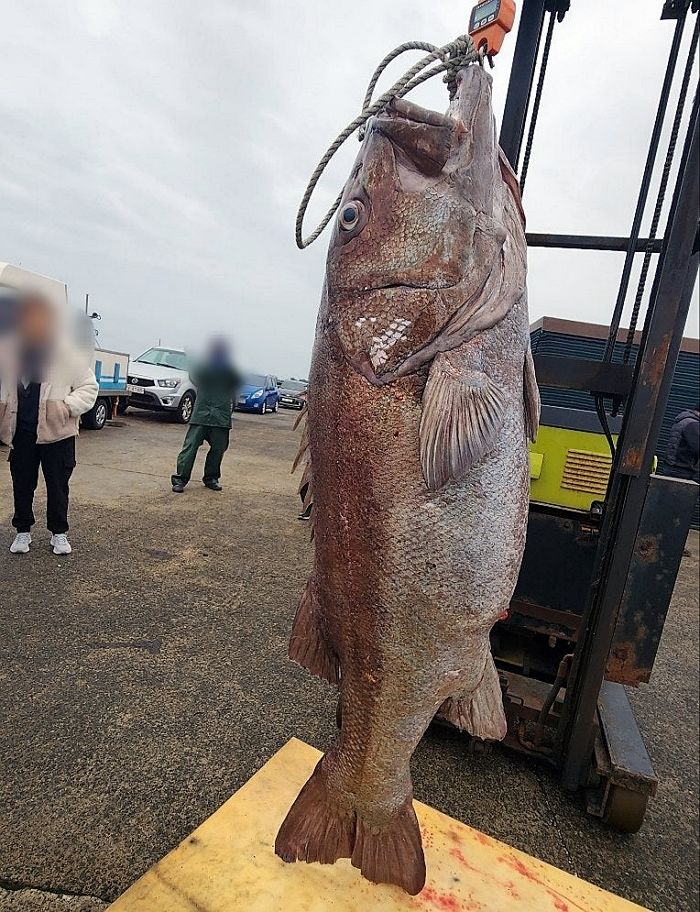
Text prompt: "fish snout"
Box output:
[[374, 98, 457, 177]]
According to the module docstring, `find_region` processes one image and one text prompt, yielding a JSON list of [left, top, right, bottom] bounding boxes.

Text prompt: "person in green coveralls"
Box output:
[[171, 339, 241, 493]]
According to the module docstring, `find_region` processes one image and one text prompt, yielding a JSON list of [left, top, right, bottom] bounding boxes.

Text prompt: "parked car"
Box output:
[[235, 373, 280, 414], [125, 347, 197, 423], [277, 378, 307, 410]]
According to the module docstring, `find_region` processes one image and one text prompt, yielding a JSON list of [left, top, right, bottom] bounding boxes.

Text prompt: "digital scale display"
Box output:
[[470, 0, 501, 31], [468, 0, 515, 56]]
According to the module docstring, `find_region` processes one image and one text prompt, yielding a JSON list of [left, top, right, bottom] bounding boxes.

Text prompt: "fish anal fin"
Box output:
[[288, 578, 339, 685], [523, 343, 541, 443], [419, 352, 505, 491], [440, 652, 507, 741], [292, 402, 307, 431], [351, 798, 426, 896], [275, 758, 355, 865], [291, 420, 310, 474], [297, 461, 312, 494]]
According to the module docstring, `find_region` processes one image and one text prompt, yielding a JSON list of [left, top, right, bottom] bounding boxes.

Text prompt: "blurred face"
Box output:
[[207, 336, 230, 364], [19, 293, 56, 348]]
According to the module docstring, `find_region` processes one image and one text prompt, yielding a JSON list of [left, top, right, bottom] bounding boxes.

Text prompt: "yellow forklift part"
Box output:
[[108, 738, 649, 912], [529, 424, 617, 512]]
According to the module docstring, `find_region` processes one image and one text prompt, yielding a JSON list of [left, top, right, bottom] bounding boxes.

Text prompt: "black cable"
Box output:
[[602, 12, 688, 364], [623, 19, 700, 363], [519, 10, 557, 194], [595, 394, 616, 459]]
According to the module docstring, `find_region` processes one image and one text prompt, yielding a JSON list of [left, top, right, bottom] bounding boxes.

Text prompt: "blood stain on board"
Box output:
[[419, 887, 471, 911], [503, 879, 522, 901], [448, 847, 479, 874], [497, 853, 586, 912]]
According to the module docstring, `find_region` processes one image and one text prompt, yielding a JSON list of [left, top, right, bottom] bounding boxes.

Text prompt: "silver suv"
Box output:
[[125, 347, 197, 423]]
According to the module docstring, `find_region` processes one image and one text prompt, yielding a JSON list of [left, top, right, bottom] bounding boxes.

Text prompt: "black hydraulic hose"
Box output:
[[595, 394, 617, 459], [534, 654, 573, 747], [623, 18, 700, 363], [519, 9, 557, 193], [603, 12, 689, 363]]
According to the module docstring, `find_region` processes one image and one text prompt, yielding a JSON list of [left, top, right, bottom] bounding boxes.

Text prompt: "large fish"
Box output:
[[275, 64, 539, 895]]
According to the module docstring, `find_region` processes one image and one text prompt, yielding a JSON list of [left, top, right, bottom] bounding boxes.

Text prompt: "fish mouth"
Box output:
[[332, 280, 459, 295], [380, 96, 457, 130]]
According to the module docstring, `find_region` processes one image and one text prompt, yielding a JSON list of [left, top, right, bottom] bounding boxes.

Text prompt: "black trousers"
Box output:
[[10, 430, 76, 534]]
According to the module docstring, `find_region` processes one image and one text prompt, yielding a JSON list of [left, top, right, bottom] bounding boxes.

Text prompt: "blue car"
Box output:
[[235, 373, 280, 414]]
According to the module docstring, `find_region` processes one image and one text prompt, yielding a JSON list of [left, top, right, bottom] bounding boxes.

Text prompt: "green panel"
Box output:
[[529, 425, 617, 512]]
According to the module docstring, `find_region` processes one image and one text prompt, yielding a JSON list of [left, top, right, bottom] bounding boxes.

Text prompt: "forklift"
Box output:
[[483, 0, 700, 832]]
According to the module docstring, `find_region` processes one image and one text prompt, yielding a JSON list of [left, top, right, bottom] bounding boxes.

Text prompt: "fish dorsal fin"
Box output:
[[523, 342, 541, 443], [498, 148, 526, 230], [291, 418, 310, 474], [419, 352, 505, 491]]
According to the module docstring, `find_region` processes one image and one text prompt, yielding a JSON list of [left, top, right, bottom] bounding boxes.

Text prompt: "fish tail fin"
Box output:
[[440, 652, 507, 741], [276, 755, 426, 895], [288, 578, 339, 684], [352, 798, 426, 896], [275, 758, 355, 865]]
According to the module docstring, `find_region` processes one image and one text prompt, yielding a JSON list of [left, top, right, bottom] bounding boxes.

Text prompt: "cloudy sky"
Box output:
[[1, 1, 697, 378]]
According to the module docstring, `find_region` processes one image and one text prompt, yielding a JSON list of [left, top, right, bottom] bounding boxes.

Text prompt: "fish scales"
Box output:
[[276, 65, 539, 896]]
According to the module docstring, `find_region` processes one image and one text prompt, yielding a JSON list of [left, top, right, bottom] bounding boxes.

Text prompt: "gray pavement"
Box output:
[[0, 410, 697, 912]]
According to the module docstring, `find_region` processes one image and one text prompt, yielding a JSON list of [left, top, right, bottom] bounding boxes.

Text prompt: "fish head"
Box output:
[[324, 65, 525, 384]]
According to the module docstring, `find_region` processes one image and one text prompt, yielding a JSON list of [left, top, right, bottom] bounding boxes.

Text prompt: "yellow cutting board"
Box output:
[[108, 737, 649, 912]]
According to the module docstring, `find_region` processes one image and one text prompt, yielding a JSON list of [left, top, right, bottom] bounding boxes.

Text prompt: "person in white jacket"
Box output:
[[0, 290, 98, 555]]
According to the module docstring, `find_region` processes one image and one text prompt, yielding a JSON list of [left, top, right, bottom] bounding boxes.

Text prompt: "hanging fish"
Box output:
[[275, 63, 539, 896]]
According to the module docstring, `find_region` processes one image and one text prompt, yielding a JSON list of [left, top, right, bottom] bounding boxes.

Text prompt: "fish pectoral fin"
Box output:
[[419, 353, 505, 491], [523, 342, 541, 443], [288, 578, 339, 685], [439, 652, 507, 741]]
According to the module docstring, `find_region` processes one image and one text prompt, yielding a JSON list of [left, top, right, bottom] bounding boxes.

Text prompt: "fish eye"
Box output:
[[339, 201, 363, 231]]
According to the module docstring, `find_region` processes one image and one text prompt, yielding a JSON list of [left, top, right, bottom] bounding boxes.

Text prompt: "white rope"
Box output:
[[296, 35, 478, 249]]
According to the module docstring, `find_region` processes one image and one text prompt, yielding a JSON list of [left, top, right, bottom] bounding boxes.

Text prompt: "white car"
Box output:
[[125, 347, 197, 423]]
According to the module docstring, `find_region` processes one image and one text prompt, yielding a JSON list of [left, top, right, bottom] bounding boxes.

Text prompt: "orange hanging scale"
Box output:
[[468, 0, 516, 59]]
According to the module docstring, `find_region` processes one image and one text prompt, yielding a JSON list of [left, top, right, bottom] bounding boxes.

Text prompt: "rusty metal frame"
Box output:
[[493, 0, 700, 806], [561, 92, 699, 789]]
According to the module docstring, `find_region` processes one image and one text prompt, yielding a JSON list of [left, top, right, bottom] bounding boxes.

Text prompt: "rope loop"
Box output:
[[296, 34, 477, 249]]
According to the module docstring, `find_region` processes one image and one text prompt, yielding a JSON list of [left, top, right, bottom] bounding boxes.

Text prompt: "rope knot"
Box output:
[[443, 35, 478, 100]]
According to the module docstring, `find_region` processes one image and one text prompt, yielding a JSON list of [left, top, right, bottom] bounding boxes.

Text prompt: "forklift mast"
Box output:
[[490, 0, 699, 830]]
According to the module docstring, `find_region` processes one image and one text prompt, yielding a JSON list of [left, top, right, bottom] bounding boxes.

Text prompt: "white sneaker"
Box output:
[[10, 532, 32, 554], [50, 534, 72, 555]]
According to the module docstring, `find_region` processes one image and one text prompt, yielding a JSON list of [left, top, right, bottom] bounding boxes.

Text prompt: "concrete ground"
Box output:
[[0, 409, 697, 912]]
